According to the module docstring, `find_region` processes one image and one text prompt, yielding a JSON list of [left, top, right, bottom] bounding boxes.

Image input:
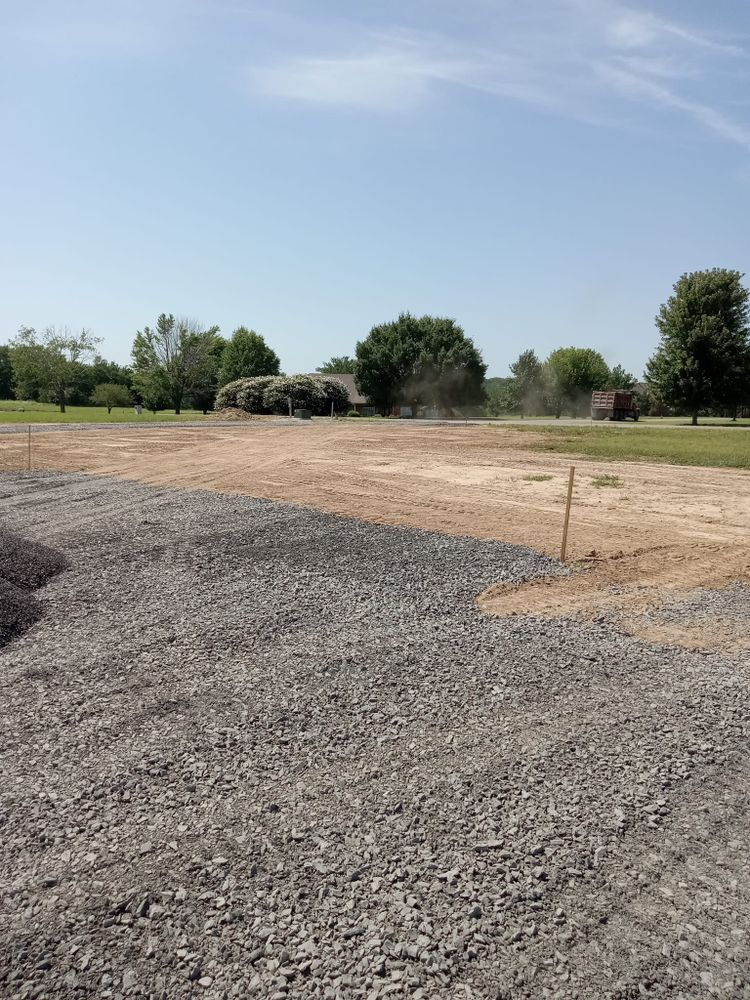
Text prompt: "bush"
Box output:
[[236, 376, 276, 414], [346, 409, 361, 417], [263, 375, 326, 414], [218, 374, 352, 415], [215, 379, 247, 410], [262, 374, 351, 415], [313, 376, 350, 413]]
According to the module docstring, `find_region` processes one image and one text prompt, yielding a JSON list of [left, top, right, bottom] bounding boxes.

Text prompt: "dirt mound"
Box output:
[[0, 527, 68, 589], [0, 577, 42, 646], [210, 407, 264, 420]]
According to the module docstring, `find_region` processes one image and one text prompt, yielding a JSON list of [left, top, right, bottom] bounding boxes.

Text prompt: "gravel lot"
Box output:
[[1, 472, 749, 1000], [0, 527, 67, 646]]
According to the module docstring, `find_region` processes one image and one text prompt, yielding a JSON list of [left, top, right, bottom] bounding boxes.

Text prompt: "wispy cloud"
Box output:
[[249, 0, 750, 151], [253, 35, 558, 113], [596, 62, 750, 150], [254, 43, 456, 112]]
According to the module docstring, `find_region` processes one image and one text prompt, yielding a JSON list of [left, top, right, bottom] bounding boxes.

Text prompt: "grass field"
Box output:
[[0, 401, 208, 423], [518, 423, 750, 469], [511, 415, 750, 427]]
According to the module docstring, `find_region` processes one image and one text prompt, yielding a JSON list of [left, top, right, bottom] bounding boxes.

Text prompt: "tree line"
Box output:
[[1, 268, 748, 423], [487, 269, 750, 423], [485, 348, 638, 420], [0, 322, 282, 415]]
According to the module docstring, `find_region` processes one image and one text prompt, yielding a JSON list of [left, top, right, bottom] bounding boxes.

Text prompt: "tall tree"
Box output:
[[9, 326, 101, 411], [509, 349, 544, 417], [132, 314, 219, 415], [317, 355, 357, 374], [355, 313, 486, 411], [543, 347, 610, 417], [646, 269, 750, 425], [483, 377, 515, 417], [0, 346, 15, 399], [607, 364, 637, 390], [189, 333, 228, 413], [218, 327, 280, 386]]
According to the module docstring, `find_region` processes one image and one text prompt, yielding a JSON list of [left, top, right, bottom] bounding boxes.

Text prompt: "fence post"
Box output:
[[560, 465, 575, 561], [27, 424, 31, 471]]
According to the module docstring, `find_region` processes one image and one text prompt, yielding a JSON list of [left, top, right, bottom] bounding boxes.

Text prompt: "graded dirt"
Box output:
[[2, 421, 748, 648]]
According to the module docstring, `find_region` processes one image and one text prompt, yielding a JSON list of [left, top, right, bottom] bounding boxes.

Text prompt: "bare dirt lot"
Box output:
[[2, 422, 749, 649]]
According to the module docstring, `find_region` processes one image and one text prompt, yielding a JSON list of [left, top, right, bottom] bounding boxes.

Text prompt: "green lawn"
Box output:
[[513, 423, 750, 470], [641, 416, 750, 427], [0, 401, 209, 424], [489, 414, 750, 427]]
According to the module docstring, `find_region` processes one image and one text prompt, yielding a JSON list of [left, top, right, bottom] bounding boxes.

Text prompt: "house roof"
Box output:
[[310, 372, 367, 406]]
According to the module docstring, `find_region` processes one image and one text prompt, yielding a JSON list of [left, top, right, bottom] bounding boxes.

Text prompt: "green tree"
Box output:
[[132, 314, 220, 415], [646, 269, 750, 426], [543, 347, 610, 418], [607, 364, 637, 390], [90, 382, 132, 413], [726, 349, 750, 420], [90, 356, 133, 388], [483, 377, 515, 417], [0, 346, 15, 399], [317, 355, 357, 374], [188, 333, 227, 413], [218, 327, 280, 386], [509, 349, 544, 417], [9, 326, 102, 412], [355, 313, 486, 412], [139, 381, 170, 414], [66, 355, 133, 406]]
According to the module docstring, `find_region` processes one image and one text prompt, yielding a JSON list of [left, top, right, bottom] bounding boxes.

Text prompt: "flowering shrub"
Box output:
[[236, 376, 277, 413], [216, 374, 351, 415], [215, 379, 247, 410], [313, 376, 351, 413], [263, 375, 327, 414]]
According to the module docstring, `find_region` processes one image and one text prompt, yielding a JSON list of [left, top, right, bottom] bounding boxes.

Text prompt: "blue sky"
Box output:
[[1, 1, 748, 377]]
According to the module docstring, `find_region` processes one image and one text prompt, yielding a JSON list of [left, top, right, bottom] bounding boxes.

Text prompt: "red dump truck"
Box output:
[[591, 390, 640, 421]]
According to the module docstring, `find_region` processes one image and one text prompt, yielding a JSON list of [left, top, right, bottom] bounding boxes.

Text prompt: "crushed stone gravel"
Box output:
[[0, 471, 749, 1000], [0, 526, 68, 590], [0, 576, 42, 646]]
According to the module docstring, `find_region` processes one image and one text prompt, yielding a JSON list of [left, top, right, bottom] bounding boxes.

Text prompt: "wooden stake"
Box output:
[[560, 465, 575, 561], [27, 424, 31, 471]]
